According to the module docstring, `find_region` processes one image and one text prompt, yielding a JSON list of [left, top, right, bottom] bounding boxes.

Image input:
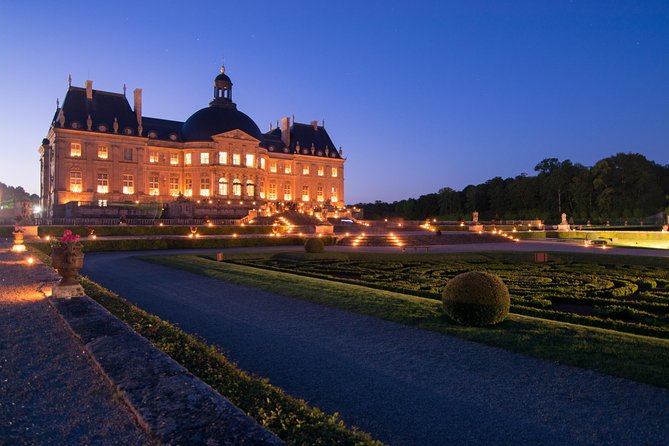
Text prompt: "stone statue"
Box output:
[[561, 213, 568, 225], [473, 211, 479, 223]]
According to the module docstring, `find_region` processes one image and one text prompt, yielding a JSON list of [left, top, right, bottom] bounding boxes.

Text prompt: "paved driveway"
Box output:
[[82, 248, 669, 446]]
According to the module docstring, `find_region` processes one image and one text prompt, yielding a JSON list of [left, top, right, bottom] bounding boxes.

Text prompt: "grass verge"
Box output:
[[141, 254, 669, 389]]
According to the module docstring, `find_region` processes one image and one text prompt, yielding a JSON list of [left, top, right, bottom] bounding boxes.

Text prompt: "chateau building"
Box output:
[[39, 68, 345, 220]]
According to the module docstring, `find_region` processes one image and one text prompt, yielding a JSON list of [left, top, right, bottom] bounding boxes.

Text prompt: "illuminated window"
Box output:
[[268, 183, 277, 200], [260, 158, 266, 170], [269, 161, 277, 173], [246, 180, 254, 197], [184, 178, 192, 196], [232, 153, 241, 166], [302, 185, 309, 202], [331, 167, 338, 178], [232, 179, 242, 196], [284, 163, 292, 174], [97, 173, 109, 193], [98, 199, 108, 207], [245, 154, 255, 167], [122, 174, 134, 194], [302, 165, 310, 175], [123, 148, 133, 161], [98, 145, 108, 159], [259, 180, 265, 199], [283, 183, 291, 201], [218, 177, 228, 195], [317, 185, 324, 202], [169, 176, 179, 196], [149, 151, 159, 163], [70, 170, 82, 193], [200, 152, 209, 165], [331, 186, 338, 203], [218, 151, 227, 164], [70, 143, 81, 157], [185, 153, 192, 165], [170, 153, 179, 165], [148, 176, 159, 196], [200, 177, 210, 196], [317, 166, 324, 176]]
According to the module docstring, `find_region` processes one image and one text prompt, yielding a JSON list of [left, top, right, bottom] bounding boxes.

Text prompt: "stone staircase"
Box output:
[[336, 232, 514, 247]]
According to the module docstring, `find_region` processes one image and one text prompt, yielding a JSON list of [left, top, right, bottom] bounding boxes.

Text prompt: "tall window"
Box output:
[[185, 153, 192, 165], [331, 167, 338, 178], [169, 176, 179, 196], [232, 153, 241, 166], [302, 185, 309, 202], [283, 183, 291, 201], [70, 170, 82, 193], [284, 163, 292, 174], [331, 186, 338, 203], [200, 177, 210, 196], [260, 158, 266, 170], [149, 151, 159, 163], [98, 145, 108, 160], [317, 166, 324, 176], [317, 185, 324, 202], [200, 152, 209, 165], [269, 161, 277, 173], [122, 174, 134, 194], [184, 178, 193, 196], [123, 148, 133, 161], [259, 180, 265, 199], [170, 153, 179, 165], [302, 165, 310, 175], [219, 151, 227, 164], [246, 180, 254, 197], [70, 143, 81, 157], [148, 176, 159, 196], [245, 154, 255, 167], [97, 173, 109, 193], [218, 177, 228, 195], [268, 183, 277, 200], [232, 179, 242, 196]]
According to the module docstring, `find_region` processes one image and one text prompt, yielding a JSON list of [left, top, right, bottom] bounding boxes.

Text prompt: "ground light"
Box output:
[[12, 244, 26, 253], [27, 256, 34, 264]]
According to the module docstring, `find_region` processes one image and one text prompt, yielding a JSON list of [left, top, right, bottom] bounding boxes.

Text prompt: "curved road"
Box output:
[[82, 245, 669, 445]]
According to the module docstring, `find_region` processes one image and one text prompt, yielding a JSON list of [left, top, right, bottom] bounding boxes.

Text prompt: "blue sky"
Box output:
[[1, 1, 667, 203]]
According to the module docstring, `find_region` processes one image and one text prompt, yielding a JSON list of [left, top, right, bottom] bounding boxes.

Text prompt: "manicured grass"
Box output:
[[226, 251, 669, 338], [141, 254, 669, 389]]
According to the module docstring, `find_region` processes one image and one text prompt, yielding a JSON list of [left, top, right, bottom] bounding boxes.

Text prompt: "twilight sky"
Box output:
[[0, 1, 667, 203]]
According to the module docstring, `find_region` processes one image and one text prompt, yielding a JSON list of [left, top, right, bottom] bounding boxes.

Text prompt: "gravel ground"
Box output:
[[83, 249, 669, 446], [0, 246, 150, 446]]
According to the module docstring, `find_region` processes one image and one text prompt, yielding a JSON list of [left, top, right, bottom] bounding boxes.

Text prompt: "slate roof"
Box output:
[[261, 123, 341, 159]]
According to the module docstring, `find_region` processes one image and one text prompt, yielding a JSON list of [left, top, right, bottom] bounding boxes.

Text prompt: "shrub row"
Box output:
[[79, 278, 382, 446], [38, 225, 274, 237], [29, 236, 336, 254]]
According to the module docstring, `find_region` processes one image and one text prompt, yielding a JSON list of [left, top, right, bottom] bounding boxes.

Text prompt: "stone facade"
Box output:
[[40, 69, 345, 220]]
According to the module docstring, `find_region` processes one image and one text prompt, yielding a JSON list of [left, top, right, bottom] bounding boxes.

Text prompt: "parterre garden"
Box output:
[[229, 251, 669, 338]]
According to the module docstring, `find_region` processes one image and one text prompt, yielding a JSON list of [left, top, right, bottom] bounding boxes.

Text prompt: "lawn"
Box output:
[[141, 253, 669, 388]]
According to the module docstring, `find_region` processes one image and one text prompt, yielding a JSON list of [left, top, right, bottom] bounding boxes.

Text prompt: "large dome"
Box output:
[[181, 106, 262, 142]]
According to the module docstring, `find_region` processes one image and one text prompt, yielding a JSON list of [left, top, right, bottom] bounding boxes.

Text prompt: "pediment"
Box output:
[[212, 129, 260, 142]]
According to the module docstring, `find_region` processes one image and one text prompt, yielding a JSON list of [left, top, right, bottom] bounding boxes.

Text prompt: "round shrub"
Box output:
[[442, 271, 510, 326], [304, 237, 325, 253]]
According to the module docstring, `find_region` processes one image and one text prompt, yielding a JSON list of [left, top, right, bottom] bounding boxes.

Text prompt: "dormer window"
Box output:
[[71, 121, 82, 129], [169, 133, 178, 141], [148, 131, 158, 139], [123, 128, 133, 135], [98, 124, 108, 132]]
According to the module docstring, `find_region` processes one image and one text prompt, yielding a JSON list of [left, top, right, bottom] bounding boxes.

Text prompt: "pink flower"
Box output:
[[61, 229, 80, 243]]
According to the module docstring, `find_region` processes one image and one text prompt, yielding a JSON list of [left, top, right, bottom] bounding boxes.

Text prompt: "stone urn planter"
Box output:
[[50, 230, 85, 298], [12, 226, 26, 252]]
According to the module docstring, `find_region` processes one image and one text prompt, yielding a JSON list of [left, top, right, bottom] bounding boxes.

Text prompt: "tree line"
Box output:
[[355, 153, 669, 223], [0, 182, 38, 208]]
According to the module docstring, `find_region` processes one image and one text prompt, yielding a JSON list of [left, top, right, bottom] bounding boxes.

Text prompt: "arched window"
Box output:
[[218, 177, 228, 196], [246, 180, 254, 197], [70, 169, 82, 193], [232, 179, 242, 196]]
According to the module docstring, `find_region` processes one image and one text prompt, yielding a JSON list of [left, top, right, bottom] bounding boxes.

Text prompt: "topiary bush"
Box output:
[[304, 237, 325, 253], [442, 271, 510, 326]]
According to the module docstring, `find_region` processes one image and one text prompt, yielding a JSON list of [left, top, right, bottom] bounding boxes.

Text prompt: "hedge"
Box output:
[[38, 225, 273, 237]]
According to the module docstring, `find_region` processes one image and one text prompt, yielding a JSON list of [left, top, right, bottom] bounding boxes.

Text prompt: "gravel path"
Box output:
[[83, 249, 669, 446], [0, 246, 150, 446]]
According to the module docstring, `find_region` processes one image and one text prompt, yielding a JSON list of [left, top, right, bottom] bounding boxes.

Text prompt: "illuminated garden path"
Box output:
[[83, 248, 669, 446]]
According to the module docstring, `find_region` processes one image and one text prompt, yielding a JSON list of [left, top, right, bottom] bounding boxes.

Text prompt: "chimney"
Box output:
[[310, 120, 318, 130], [133, 88, 142, 123], [280, 116, 290, 147], [85, 80, 93, 100]]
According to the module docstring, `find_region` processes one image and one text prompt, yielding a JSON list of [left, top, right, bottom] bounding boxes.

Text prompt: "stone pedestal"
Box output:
[[469, 224, 484, 232], [53, 284, 85, 299], [557, 224, 571, 232]]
